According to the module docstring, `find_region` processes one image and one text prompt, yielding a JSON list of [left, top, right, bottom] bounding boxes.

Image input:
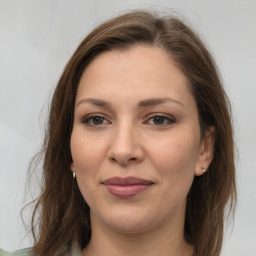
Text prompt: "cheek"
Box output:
[[70, 131, 107, 206], [148, 128, 200, 183], [70, 130, 106, 172]]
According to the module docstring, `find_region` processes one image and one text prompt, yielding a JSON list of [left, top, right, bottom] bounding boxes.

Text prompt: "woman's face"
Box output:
[[70, 45, 212, 234]]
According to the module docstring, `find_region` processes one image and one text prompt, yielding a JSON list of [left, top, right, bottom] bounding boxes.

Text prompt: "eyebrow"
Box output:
[[138, 98, 184, 108], [76, 98, 111, 108], [76, 97, 184, 109]]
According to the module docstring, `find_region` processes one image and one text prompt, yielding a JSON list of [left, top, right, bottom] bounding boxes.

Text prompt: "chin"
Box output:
[[92, 207, 157, 234], [107, 219, 152, 235]]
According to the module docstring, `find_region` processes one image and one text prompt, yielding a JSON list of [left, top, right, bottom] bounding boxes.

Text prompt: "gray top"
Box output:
[[0, 248, 32, 256], [0, 243, 83, 256]]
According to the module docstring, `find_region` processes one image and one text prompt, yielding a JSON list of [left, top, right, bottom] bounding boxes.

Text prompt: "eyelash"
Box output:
[[82, 114, 110, 126], [81, 113, 175, 127], [145, 114, 175, 126]]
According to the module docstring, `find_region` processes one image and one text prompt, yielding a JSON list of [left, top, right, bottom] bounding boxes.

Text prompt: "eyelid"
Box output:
[[81, 113, 111, 126], [80, 112, 175, 127], [144, 113, 175, 125]]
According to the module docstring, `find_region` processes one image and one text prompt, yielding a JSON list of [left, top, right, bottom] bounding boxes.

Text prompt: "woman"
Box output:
[[0, 10, 236, 256]]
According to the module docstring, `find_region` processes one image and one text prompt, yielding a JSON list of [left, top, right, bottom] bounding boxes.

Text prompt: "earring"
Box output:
[[73, 172, 76, 179], [202, 166, 207, 174]]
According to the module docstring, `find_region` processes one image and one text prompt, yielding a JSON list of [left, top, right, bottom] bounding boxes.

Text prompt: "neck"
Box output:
[[82, 214, 193, 256]]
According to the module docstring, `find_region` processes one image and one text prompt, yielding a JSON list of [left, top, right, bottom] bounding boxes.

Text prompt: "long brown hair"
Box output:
[[30, 10, 236, 256]]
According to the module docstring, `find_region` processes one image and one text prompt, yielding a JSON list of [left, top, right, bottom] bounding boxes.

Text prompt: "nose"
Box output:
[[107, 122, 144, 166]]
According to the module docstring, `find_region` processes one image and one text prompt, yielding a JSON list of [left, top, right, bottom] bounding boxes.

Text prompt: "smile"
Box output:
[[102, 176, 154, 198]]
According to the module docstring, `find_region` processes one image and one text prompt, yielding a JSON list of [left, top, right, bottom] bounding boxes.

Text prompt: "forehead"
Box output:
[[76, 45, 193, 105]]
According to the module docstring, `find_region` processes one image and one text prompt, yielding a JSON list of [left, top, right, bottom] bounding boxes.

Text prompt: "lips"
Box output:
[[102, 176, 154, 198]]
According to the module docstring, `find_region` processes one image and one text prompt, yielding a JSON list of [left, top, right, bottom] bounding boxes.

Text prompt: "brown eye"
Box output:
[[92, 116, 104, 125], [146, 114, 175, 126], [152, 116, 166, 125], [82, 115, 110, 126]]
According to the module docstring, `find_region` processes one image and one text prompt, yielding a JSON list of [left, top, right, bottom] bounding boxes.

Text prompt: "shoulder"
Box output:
[[0, 243, 82, 256], [0, 248, 32, 256]]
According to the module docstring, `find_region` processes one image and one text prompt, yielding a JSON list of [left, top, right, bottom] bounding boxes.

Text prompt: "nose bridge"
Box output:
[[108, 117, 143, 165]]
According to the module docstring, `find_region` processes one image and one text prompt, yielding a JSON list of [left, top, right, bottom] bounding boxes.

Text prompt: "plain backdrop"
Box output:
[[0, 1, 256, 255]]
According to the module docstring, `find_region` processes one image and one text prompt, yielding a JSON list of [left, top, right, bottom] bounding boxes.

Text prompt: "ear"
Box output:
[[70, 162, 76, 173], [195, 126, 215, 176]]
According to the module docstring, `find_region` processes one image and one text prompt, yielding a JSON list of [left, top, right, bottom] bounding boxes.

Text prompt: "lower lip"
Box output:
[[104, 184, 152, 198]]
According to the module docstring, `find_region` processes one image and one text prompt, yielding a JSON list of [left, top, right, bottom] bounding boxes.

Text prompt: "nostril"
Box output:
[[110, 157, 117, 163], [110, 156, 138, 166]]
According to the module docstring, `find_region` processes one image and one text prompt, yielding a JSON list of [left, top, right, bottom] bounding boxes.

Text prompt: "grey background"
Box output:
[[0, 1, 256, 255]]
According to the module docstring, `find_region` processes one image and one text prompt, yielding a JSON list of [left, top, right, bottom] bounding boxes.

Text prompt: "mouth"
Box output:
[[102, 176, 154, 198]]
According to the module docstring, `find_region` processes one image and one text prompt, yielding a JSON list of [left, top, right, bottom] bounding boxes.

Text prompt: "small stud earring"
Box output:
[[73, 172, 76, 179], [202, 166, 207, 174]]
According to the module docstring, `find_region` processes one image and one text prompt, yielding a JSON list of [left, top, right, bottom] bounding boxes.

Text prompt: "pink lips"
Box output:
[[102, 177, 153, 198]]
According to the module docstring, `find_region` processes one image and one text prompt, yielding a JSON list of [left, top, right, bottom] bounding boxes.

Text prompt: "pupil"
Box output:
[[153, 116, 164, 124], [93, 117, 103, 124]]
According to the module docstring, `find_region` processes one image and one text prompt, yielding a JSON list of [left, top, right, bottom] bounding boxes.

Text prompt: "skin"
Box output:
[[70, 45, 214, 256]]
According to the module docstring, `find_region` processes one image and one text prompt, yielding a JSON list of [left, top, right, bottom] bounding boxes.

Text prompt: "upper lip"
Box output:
[[102, 176, 154, 185]]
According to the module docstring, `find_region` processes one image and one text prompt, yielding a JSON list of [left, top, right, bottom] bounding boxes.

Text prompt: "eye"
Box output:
[[82, 115, 110, 126], [146, 114, 175, 126]]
